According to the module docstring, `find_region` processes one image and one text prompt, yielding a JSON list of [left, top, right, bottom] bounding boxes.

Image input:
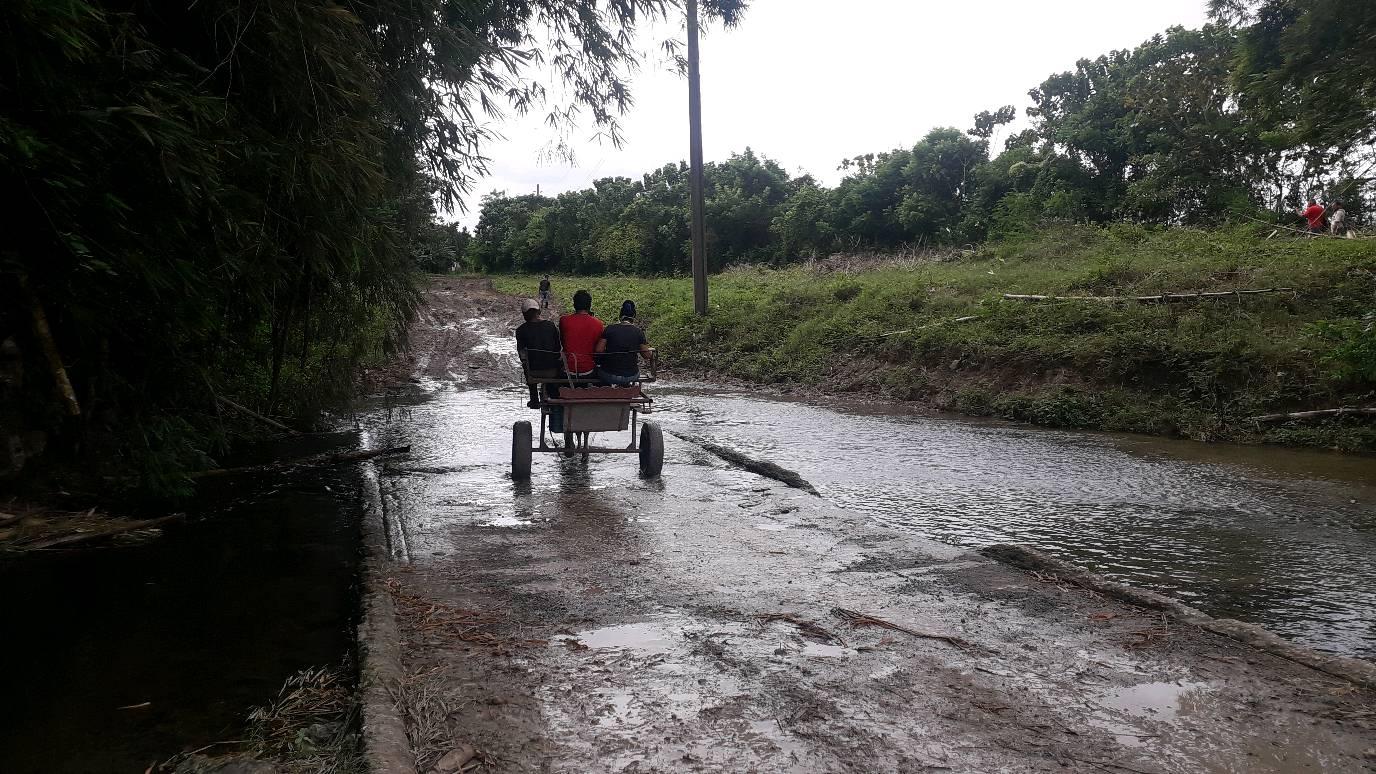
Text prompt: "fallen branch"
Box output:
[[831, 607, 971, 649], [20, 276, 80, 416], [215, 396, 297, 434], [190, 445, 410, 480], [756, 612, 845, 645], [16, 514, 182, 550], [1003, 288, 1292, 304], [879, 315, 980, 338], [1250, 407, 1376, 423]]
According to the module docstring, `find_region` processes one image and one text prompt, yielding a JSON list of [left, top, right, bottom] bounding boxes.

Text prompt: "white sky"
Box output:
[[452, 0, 1210, 227]]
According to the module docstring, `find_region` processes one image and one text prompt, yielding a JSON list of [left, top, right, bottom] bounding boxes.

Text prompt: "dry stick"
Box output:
[[879, 315, 980, 338], [215, 395, 298, 434], [1250, 407, 1376, 423], [831, 607, 972, 649], [20, 276, 80, 416], [756, 612, 846, 645], [1002, 288, 1293, 303], [189, 445, 410, 480], [18, 514, 183, 550]]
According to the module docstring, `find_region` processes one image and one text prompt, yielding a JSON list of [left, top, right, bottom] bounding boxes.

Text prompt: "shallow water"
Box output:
[[359, 374, 1375, 658], [0, 441, 364, 773], [649, 383, 1376, 658]]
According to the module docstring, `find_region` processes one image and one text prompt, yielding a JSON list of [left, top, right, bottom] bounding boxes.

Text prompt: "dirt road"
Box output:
[[361, 278, 1375, 773]]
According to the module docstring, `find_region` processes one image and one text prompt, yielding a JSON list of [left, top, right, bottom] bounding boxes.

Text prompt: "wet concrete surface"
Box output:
[[367, 279, 1376, 773]]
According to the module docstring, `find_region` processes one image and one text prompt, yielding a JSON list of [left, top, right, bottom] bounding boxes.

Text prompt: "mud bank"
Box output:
[[351, 278, 1376, 773]]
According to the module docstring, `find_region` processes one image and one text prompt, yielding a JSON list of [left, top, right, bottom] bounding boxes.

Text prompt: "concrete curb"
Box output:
[[358, 471, 417, 774], [981, 543, 1376, 691]]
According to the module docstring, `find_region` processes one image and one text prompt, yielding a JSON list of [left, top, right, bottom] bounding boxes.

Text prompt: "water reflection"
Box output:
[[651, 384, 1376, 659]]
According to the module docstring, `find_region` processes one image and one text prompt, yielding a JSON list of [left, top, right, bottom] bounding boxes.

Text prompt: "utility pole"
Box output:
[[686, 0, 708, 315]]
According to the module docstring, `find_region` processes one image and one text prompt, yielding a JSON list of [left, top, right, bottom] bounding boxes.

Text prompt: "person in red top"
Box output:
[[1300, 200, 1327, 234], [558, 289, 604, 377]]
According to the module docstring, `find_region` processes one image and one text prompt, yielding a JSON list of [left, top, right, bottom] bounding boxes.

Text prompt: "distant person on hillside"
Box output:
[[559, 289, 603, 379], [515, 299, 562, 409], [596, 300, 654, 386], [1300, 199, 1327, 234], [1330, 203, 1350, 238], [538, 275, 552, 309]]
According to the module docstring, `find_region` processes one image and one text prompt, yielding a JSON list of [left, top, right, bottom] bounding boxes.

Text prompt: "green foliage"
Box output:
[[0, 0, 747, 496]]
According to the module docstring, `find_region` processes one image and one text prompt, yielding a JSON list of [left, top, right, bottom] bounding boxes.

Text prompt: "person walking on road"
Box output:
[[515, 299, 562, 409], [596, 300, 654, 386], [558, 289, 603, 380], [538, 275, 552, 309], [1300, 199, 1327, 235]]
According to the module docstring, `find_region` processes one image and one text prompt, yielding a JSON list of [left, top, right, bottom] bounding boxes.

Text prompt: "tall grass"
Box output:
[[492, 225, 1376, 450]]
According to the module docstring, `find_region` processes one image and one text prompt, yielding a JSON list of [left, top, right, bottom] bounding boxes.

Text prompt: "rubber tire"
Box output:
[[639, 421, 664, 477], [512, 421, 532, 480]]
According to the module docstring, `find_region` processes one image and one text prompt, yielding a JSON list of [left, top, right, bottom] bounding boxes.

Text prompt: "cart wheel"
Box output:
[[512, 421, 532, 480], [639, 421, 664, 477], [562, 431, 576, 457]]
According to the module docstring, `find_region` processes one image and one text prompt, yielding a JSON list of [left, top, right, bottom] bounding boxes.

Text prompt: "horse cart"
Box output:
[[511, 357, 663, 479]]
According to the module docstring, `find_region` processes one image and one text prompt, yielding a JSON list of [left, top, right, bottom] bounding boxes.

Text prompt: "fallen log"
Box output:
[[215, 396, 298, 434], [1249, 407, 1376, 423], [17, 514, 183, 551], [1003, 288, 1292, 303], [190, 445, 410, 480], [669, 432, 819, 495]]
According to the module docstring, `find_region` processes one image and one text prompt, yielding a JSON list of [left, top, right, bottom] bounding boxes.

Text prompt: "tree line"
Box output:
[[469, 0, 1374, 275]]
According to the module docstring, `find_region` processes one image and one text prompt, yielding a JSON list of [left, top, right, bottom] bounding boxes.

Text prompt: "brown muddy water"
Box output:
[[0, 433, 365, 773], [650, 383, 1376, 659]]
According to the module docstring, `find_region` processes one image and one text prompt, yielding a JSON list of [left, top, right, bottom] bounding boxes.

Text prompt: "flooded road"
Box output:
[[364, 280, 1375, 773], [371, 359, 1376, 659], [650, 385, 1376, 659]]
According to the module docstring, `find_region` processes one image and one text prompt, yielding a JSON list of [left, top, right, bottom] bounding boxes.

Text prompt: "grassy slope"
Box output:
[[492, 225, 1376, 451]]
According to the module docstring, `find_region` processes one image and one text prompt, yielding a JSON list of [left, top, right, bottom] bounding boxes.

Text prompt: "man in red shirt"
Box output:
[[558, 289, 604, 377], [1301, 199, 1327, 234]]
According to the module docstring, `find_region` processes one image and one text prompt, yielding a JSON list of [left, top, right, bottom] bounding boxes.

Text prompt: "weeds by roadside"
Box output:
[[490, 225, 1376, 451]]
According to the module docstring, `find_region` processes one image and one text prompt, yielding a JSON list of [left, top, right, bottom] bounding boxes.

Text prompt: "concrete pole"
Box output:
[[686, 0, 708, 315]]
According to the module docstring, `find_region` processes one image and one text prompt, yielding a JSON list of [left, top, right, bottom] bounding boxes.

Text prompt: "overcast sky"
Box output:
[[452, 0, 1210, 227]]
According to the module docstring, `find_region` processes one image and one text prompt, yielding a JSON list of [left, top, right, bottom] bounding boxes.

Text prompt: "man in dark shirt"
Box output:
[[595, 300, 653, 386], [515, 299, 562, 408], [538, 275, 552, 309]]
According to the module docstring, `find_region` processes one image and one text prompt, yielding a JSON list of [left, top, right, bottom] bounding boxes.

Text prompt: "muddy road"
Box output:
[[365, 278, 1375, 773]]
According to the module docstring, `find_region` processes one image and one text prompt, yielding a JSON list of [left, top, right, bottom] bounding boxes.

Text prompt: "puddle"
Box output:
[[1100, 680, 1210, 721], [485, 515, 532, 528], [568, 621, 680, 654], [801, 642, 852, 658], [1089, 679, 1212, 747]]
